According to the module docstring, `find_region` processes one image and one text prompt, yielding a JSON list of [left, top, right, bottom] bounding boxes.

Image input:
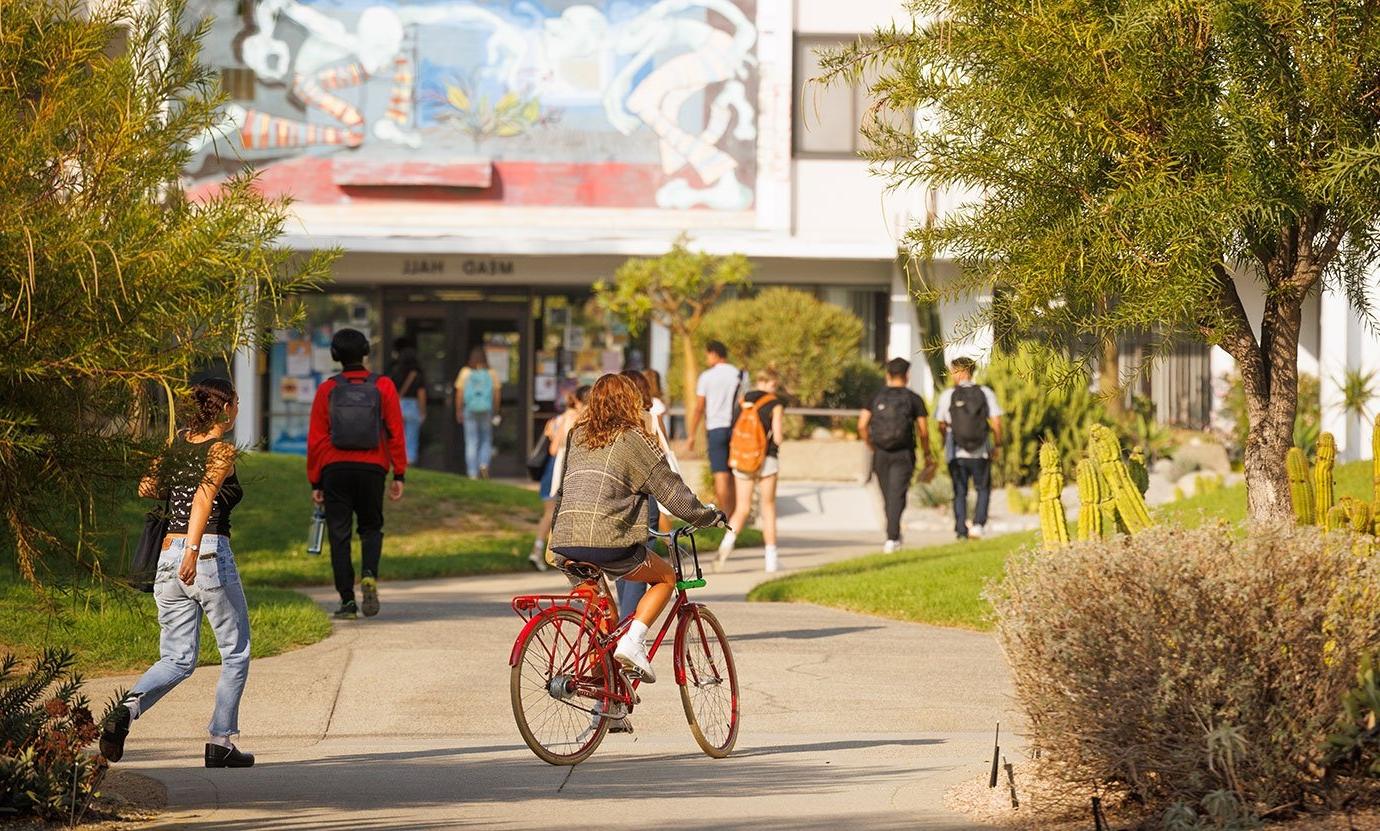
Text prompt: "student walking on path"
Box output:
[[389, 337, 427, 465], [858, 358, 935, 553], [643, 369, 676, 536], [718, 367, 784, 572], [308, 329, 407, 620], [102, 379, 254, 769], [529, 385, 588, 570], [686, 341, 743, 514], [454, 347, 502, 479], [935, 356, 1003, 540]]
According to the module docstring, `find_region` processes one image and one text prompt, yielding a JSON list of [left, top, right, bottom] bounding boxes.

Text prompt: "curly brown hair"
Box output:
[[577, 373, 654, 450]]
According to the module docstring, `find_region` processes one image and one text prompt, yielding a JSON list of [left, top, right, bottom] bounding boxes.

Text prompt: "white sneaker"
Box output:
[[613, 635, 657, 684], [764, 545, 779, 572], [883, 539, 901, 554], [714, 530, 737, 572], [970, 524, 985, 539]]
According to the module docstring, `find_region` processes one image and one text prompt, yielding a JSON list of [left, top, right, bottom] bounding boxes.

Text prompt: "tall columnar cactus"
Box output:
[[1126, 446, 1150, 497], [1075, 459, 1106, 542], [1315, 432, 1337, 522], [1089, 425, 1153, 533], [1372, 413, 1380, 504], [1038, 442, 1069, 549], [1286, 446, 1316, 525]]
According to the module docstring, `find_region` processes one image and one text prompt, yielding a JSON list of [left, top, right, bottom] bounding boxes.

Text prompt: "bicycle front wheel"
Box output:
[[511, 609, 613, 766], [676, 606, 740, 758]]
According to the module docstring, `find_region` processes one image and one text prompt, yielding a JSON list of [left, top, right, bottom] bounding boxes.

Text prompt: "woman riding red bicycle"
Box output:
[[547, 373, 725, 683]]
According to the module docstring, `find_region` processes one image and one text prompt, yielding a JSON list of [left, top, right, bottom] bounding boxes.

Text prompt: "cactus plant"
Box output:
[[1326, 504, 1348, 533], [1342, 497, 1373, 533], [1286, 446, 1316, 525], [1090, 424, 1153, 533], [1372, 413, 1380, 504], [1075, 458, 1106, 542], [1315, 432, 1337, 522], [1126, 446, 1150, 497], [1038, 441, 1069, 549]]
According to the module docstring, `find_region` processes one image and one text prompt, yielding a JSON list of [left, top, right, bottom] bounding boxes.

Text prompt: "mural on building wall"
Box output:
[[188, 0, 759, 211]]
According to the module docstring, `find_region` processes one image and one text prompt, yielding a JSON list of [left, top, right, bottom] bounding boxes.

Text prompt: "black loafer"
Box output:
[[99, 704, 131, 762], [204, 743, 255, 768]]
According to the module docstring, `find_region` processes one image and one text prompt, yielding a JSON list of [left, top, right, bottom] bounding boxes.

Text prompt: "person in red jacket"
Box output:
[[308, 329, 407, 619]]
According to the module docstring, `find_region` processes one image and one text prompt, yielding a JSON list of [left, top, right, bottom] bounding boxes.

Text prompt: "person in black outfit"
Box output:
[[858, 358, 935, 552]]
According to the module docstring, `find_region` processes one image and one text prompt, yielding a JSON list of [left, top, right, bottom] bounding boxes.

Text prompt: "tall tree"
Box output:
[[830, 0, 1380, 519], [0, 0, 330, 584], [594, 237, 752, 418]]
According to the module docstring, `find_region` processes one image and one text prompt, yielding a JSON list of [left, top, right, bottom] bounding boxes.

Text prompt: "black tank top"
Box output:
[[165, 435, 243, 537]]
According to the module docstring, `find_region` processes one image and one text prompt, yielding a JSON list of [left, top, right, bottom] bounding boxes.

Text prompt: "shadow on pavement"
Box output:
[[731, 625, 885, 642]]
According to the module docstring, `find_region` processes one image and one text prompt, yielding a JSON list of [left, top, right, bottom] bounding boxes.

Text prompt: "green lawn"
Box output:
[[1, 452, 544, 674], [748, 460, 1376, 631], [4, 452, 760, 673]]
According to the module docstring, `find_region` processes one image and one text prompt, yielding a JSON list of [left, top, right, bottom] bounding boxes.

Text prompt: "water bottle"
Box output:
[[307, 506, 326, 556]]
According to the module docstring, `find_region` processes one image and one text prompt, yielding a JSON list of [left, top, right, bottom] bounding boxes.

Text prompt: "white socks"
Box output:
[[208, 734, 234, 749], [621, 620, 649, 651], [764, 545, 779, 572], [718, 529, 737, 553]]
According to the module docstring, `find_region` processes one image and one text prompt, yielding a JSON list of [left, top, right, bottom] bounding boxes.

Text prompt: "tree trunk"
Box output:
[[1100, 334, 1125, 418], [1243, 290, 1304, 521], [1211, 263, 1306, 522], [679, 329, 699, 435]]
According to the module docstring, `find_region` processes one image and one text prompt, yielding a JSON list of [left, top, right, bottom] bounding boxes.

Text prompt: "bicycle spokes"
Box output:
[[511, 610, 614, 765], [677, 607, 740, 758]]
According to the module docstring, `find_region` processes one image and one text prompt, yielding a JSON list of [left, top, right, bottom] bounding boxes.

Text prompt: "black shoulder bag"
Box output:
[[130, 500, 169, 592]]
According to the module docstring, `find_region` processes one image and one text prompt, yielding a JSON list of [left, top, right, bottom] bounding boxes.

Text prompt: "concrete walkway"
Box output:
[[98, 484, 1015, 830]]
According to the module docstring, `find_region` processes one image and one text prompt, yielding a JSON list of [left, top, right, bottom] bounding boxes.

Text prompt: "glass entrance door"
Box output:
[[387, 300, 530, 478], [387, 305, 455, 472], [458, 306, 529, 478]]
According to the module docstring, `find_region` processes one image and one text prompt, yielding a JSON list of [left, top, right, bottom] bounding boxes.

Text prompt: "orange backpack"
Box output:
[[728, 394, 776, 474]]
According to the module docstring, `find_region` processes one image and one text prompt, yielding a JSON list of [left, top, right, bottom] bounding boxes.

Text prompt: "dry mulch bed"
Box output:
[[946, 763, 1380, 831], [0, 769, 165, 829]]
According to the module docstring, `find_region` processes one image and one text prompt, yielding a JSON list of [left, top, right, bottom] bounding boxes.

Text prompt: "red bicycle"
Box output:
[[508, 525, 740, 765]]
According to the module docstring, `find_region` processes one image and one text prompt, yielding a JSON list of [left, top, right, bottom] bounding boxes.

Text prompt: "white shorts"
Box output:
[[732, 455, 780, 481]]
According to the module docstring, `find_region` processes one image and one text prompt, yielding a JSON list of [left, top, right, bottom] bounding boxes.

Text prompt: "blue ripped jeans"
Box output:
[[128, 536, 251, 738]]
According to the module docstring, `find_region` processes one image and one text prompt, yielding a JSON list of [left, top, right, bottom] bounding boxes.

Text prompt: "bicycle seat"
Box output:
[[559, 561, 603, 582]]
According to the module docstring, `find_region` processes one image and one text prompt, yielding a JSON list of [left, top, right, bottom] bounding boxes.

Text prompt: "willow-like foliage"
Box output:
[[822, 0, 1380, 519], [0, 0, 332, 585]]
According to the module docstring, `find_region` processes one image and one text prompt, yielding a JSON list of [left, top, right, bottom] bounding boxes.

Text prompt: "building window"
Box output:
[[220, 67, 256, 102], [793, 36, 912, 158]]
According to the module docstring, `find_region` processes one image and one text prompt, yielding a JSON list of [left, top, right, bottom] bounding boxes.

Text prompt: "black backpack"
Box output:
[[329, 373, 383, 450], [869, 388, 915, 452], [948, 384, 991, 452]]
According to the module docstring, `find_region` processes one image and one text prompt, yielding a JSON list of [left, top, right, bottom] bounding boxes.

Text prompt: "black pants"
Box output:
[[949, 457, 992, 538], [322, 466, 385, 603], [873, 448, 916, 542]]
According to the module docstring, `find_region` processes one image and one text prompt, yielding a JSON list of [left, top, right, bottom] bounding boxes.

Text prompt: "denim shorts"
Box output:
[[707, 427, 733, 473]]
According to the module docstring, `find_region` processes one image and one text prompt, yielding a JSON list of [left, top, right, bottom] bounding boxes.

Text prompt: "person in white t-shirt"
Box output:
[[686, 341, 742, 513]]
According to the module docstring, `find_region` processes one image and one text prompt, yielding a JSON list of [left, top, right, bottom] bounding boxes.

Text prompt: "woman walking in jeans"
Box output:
[[455, 346, 501, 478], [100, 378, 254, 768], [390, 337, 427, 464]]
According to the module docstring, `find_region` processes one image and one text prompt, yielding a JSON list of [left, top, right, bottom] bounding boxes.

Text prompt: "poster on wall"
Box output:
[[286, 339, 312, 376], [486, 346, 511, 382], [534, 375, 557, 403]]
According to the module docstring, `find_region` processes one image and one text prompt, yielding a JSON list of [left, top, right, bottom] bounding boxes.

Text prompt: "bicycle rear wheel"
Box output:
[[676, 606, 740, 758], [511, 608, 614, 765]]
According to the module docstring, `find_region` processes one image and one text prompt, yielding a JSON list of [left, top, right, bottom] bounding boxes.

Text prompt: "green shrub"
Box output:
[[0, 649, 112, 820], [981, 343, 1109, 486], [991, 523, 1380, 826], [668, 287, 864, 407], [819, 357, 886, 410]]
